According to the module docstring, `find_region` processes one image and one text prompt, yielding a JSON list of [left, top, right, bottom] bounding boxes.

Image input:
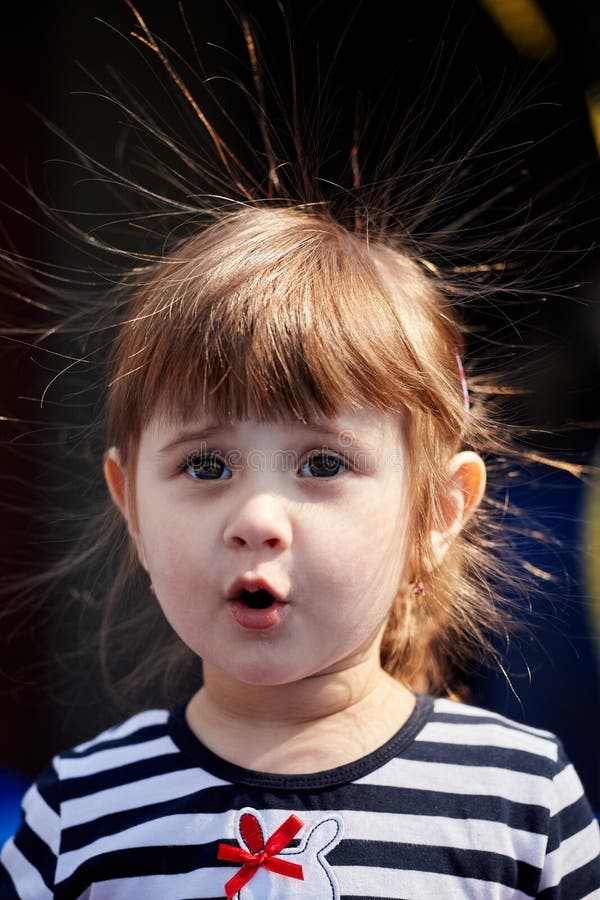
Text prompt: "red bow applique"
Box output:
[[217, 811, 304, 898]]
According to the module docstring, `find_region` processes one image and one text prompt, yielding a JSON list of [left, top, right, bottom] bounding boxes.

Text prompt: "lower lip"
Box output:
[[229, 600, 288, 631]]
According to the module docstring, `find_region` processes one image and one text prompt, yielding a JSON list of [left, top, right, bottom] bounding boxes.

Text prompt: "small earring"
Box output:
[[410, 577, 424, 596]]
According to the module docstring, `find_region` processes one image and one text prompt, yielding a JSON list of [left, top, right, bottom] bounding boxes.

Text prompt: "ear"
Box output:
[[104, 447, 129, 519], [429, 450, 486, 568], [104, 447, 148, 571]]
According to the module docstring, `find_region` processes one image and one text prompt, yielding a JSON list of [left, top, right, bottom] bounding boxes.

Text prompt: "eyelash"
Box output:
[[179, 450, 349, 481]]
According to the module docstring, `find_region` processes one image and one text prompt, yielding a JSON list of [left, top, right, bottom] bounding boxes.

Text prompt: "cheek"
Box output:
[[140, 523, 214, 644], [310, 497, 408, 602], [365, 519, 408, 606], [341, 491, 408, 565], [137, 505, 205, 583]]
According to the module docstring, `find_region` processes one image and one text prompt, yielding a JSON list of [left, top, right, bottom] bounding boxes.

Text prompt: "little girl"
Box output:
[[1, 5, 600, 899], [1, 202, 598, 899]]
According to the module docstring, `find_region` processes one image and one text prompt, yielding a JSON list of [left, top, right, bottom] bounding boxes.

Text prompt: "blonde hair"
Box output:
[[104, 202, 504, 696]]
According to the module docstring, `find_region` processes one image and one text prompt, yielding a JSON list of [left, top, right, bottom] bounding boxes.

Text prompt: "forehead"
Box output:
[[140, 405, 405, 452]]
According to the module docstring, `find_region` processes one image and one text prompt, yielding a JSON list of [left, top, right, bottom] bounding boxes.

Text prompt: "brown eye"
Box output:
[[185, 452, 231, 480], [299, 454, 347, 478]]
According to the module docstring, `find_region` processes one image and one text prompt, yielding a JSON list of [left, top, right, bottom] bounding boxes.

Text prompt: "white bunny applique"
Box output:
[[217, 806, 344, 899]]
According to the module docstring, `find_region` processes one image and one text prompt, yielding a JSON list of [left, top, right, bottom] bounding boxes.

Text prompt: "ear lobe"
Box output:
[[104, 447, 128, 518], [429, 451, 486, 568]]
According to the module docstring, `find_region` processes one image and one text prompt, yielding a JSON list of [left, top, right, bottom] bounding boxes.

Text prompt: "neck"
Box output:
[[186, 658, 415, 774]]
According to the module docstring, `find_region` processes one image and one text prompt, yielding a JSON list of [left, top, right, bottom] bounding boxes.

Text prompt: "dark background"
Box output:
[[1, 0, 599, 830]]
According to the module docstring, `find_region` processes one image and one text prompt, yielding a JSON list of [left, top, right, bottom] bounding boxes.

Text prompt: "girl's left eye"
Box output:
[[298, 453, 348, 478], [183, 452, 232, 480]]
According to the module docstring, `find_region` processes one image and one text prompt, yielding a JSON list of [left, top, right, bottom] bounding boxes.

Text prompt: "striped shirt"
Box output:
[[1, 694, 599, 899]]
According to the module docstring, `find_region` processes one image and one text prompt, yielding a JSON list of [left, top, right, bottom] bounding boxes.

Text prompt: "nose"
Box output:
[[223, 492, 293, 551]]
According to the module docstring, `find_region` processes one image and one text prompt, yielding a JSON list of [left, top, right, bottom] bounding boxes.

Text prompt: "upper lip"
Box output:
[[226, 575, 286, 604]]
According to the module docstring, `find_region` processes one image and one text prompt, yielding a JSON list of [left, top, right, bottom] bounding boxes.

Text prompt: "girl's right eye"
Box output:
[[183, 452, 232, 480]]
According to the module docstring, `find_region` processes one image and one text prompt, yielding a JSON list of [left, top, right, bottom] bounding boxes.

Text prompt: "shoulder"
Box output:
[[12, 707, 175, 813], [416, 697, 592, 817], [62, 707, 172, 758], [0, 708, 179, 896], [407, 696, 573, 802], [425, 696, 562, 765], [52, 707, 175, 788]]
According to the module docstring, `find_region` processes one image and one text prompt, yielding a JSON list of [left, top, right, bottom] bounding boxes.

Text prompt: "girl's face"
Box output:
[[120, 408, 411, 686]]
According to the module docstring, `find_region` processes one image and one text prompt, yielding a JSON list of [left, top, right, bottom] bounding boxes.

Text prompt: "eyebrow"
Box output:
[[159, 423, 235, 454], [305, 424, 379, 453], [158, 421, 379, 454]]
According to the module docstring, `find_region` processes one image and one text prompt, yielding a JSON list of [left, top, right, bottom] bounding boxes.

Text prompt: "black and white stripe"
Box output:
[[2, 695, 599, 899]]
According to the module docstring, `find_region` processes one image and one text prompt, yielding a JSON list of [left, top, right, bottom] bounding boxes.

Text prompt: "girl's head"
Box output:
[[103, 204, 487, 693]]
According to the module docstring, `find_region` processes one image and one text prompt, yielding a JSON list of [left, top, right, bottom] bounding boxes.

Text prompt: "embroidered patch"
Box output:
[[218, 807, 344, 899]]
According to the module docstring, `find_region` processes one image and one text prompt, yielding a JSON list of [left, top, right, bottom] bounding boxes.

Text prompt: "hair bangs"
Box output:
[[107, 207, 439, 451]]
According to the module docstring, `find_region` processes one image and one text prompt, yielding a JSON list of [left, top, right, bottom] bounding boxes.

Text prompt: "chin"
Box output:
[[231, 667, 303, 687], [224, 656, 318, 687]]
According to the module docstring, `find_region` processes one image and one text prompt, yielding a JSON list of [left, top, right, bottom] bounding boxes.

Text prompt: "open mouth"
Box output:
[[238, 588, 276, 609], [227, 579, 288, 630]]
